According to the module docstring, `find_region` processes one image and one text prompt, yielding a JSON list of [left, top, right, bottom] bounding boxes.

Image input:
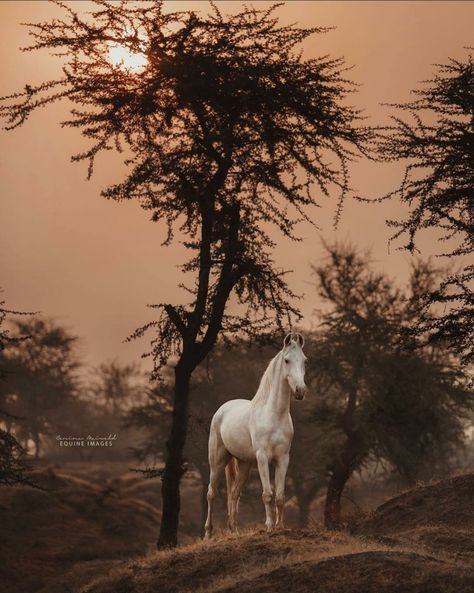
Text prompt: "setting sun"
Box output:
[[108, 42, 148, 72]]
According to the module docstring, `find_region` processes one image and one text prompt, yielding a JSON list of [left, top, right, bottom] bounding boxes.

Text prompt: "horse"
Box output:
[[204, 332, 308, 538]]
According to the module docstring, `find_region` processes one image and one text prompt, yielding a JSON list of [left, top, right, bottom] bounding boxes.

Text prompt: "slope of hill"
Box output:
[[79, 473, 474, 593], [2, 467, 474, 593], [353, 472, 474, 560], [0, 463, 164, 593], [80, 527, 473, 593]]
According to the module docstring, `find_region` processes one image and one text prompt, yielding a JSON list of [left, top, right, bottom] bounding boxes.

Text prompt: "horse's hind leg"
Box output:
[[227, 458, 251, 532], [204, 427, 230, 540]]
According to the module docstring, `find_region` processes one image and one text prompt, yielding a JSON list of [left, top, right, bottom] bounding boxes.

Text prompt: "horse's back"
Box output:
[[210, 399, 255, 462]]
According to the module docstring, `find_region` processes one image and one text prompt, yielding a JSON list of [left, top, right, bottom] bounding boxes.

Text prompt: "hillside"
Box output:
[[354, 472, 474, 560], [2, 468, 474, 593], [80, 527, 473, 593], [79, 473, 474, 593], [0, 463, 158, 593]]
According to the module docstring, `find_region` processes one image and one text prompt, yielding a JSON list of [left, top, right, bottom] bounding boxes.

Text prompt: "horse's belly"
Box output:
[[219, 400, 254, 462]]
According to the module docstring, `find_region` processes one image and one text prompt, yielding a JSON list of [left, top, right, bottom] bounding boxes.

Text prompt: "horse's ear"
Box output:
[[283, 333, 293, 347], [295, 333, 305, 348]]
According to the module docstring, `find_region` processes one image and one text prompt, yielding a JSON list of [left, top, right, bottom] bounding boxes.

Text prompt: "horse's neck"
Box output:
[[253, 353, 291, 417], [270, 374, 291, 417]]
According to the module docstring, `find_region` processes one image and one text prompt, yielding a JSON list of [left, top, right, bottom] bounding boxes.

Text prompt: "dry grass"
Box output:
[[354, 472, 474, 560], [79, 473, 474, 593], [80, 527, 474, 593], [2, 465, 474, 593]]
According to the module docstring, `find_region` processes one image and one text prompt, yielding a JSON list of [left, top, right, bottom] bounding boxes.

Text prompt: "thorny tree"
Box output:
[[0, 1, 369, 546], [376, 53, 474, 365]]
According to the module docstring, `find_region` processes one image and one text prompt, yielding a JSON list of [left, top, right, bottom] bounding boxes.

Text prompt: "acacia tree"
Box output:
[[377, 53, 474, 364], [310, 244, 472, 528], [0, 2, 368, 546]]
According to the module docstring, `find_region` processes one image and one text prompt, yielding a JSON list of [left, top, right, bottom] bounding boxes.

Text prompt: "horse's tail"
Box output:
[[225, 456, 237, 519]]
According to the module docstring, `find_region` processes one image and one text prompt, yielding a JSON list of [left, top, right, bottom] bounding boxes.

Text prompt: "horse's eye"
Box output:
[[284, 358, 289, 364]]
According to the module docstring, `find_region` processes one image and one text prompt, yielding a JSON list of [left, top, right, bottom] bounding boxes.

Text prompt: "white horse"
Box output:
[[204, 332, 307, 538]]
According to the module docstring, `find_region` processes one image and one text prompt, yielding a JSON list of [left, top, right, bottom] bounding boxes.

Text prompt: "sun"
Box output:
[[108, 42, 148, 72]]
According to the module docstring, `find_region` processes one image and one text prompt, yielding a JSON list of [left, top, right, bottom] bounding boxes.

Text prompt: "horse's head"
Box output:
[[282, 332, 308, 400]]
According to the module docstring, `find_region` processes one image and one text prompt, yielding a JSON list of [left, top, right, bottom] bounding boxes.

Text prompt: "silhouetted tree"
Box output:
[[0, 296, 35, 486], [0, 2, 369, 546], [89, 360, 144, 415], [377, 53, 474, 364], [310, 244, 472, 528], [0, 318, 80, 459]]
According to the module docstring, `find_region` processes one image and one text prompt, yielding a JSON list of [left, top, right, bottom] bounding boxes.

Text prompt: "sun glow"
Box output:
[[107, 42, 148, 72]]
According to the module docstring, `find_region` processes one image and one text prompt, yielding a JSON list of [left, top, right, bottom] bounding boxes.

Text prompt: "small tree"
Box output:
[[89, 360, 144, 415], [0, 295, 35, 486], [377, 53, 474, 364], [0, 2, 369, 546], [310, 244, 472, 528], [0, 318, 80, 459]]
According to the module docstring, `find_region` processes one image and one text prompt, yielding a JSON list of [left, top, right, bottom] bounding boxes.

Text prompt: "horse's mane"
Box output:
[[251, 350, 283, 406]]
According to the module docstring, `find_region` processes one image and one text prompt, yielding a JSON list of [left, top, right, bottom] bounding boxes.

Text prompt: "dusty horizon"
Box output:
[[1, 0, 473, 370]]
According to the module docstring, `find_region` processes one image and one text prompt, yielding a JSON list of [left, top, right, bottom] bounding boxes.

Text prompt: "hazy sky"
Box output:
[[1, 1, 473, 370]]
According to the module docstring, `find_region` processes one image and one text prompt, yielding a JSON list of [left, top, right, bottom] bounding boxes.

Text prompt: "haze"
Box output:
[[1, 1, 472, 369]]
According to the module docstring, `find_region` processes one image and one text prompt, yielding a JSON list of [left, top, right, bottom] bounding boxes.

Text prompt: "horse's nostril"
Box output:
[[295, 386, 308, 400], [294, 388, 305, 400]]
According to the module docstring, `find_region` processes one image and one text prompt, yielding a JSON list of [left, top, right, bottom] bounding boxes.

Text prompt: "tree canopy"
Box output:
[[377, 53, 474, 364], [0, 1, 369, 375]]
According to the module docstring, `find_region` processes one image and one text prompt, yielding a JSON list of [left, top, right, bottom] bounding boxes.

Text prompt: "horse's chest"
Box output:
[[269, 424, 293, 446], [252, 416, 293, 455]]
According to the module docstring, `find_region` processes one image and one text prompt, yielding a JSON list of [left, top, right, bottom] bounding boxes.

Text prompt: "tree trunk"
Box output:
[[298, 498, 311, 528], [324, 463, 351, 529], [324, 430, 362, 530], [157, 362, 192, 549], [33, 428, 40, 460], [199, 479, 208, 539]]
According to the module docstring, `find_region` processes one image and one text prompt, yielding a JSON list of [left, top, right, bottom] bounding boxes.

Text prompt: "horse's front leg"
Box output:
[[256, 449, 274, 531], [275, 452, 289, 528]]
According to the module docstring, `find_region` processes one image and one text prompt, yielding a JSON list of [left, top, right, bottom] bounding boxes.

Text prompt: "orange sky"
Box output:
[[1, 1, 473, 370]]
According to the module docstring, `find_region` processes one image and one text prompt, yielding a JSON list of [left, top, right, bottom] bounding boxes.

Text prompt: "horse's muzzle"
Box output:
[[294, 387, 307, 401]]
